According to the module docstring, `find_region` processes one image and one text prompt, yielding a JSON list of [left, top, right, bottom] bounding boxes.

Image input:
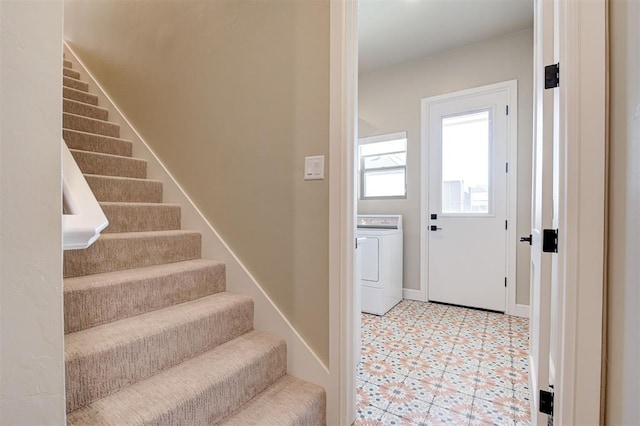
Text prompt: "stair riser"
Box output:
[[70, 150, 146, 179], [66, 333, 287, 425], [181, 342, 286, 424], [63, 67, 81, 79], [64, 59, 73, 68], [63, 130, 132, 157], [63, 87, 98, 106], [63, 113, 120, 138], [63, 76, 89, 92], [65, 297, 254, 412], [84, 175, 162, 203], [64, 262, 225, 333], [218, 376, 326, 426], [63, 232, 201, 278], [63, 99, 108, 121], [101, 204, 180, 233]]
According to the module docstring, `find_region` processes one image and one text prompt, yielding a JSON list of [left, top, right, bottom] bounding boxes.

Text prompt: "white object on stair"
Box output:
[[62, 139, 108, 249]]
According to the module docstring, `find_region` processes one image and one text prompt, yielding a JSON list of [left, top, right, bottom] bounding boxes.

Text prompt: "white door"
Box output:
[[426, 83, 514, 312], [529, 0, 555, 424]]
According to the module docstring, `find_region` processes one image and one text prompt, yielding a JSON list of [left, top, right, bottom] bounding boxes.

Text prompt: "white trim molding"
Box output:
[[420, 80, 520, 316], [403, 288, 426, 302], [553, 0, 606, 423], [329, 0, 358, 424], [514, 304, 530, 319]]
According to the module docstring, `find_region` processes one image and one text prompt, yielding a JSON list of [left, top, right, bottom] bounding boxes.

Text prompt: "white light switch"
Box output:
[[304, 155, 325, 180]]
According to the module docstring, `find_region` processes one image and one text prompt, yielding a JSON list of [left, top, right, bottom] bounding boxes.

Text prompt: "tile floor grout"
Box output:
[[355, 300, 531, 425]]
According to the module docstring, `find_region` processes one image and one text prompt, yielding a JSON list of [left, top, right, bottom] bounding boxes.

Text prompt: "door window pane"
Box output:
[[441, 110, 491, 214]]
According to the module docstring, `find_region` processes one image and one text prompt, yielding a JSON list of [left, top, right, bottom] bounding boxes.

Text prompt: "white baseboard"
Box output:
[[63, 43, 330, 394], [403, 288, 426, 302], [513, 303, 530, 318]]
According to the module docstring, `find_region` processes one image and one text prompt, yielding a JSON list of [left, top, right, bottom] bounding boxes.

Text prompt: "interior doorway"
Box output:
[[337, 1, 607, 424], [353, 1, 534, 424]]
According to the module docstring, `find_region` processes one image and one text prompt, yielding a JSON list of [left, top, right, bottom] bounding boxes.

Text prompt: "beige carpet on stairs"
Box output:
[[62, 54, 325, 425]]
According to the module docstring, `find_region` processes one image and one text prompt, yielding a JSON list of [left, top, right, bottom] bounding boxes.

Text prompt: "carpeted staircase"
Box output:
[[61, 55, 326, 425]]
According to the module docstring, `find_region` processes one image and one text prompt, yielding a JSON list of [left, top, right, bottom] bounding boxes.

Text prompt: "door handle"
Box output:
[[520, 234, 532, 245], [430, 225, 442, 231]]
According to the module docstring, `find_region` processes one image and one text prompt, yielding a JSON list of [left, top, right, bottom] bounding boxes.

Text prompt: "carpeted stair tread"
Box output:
[[64, 75, 89, 92], [65, 292, 254, 413], [66, 330, 287, 425], [219, 375, 326, 426], [64, 129, 132, 157], [63, 112, 120, 138], [99, 201, 181, 233], [70, 149, 146, 178], [64, 98, 108, 120], [63, 230, 201, 278], [83, 174, 162, 203], [64, 59, 73, 68], [63, 86, 98, 105], [64, 259, 225, 333], [63, 67, 81, 80]]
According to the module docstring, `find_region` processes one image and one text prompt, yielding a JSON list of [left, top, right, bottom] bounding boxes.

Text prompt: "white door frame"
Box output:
[[552, 0, 606, 423], [328, 0, 358, 424], [419, 80, 519, 316], [328, 0, 606, 424]]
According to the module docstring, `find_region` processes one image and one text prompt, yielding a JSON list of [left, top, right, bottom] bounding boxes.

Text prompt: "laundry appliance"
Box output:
[[357, 215, 403, 315]]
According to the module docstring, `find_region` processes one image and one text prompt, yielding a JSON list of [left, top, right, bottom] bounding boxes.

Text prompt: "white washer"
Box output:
[[357, 215, 403, 315]]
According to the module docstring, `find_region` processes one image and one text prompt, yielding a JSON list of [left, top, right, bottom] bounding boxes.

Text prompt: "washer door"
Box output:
[[360, 237, 379, 282]]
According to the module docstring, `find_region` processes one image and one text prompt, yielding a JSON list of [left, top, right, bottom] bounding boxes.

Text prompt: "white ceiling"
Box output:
[[358, 0, 534, 75]]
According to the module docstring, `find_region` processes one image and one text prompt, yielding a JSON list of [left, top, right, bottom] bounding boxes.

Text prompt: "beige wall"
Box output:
[[0, 1, 66, 423], [607, 0, 640, 424], [64, 0, 330, 363], [358, 29, 533, 305]]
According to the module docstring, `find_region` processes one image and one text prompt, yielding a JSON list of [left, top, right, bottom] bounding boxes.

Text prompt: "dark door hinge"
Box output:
[[506, 162, 509, 173], [539, 389, 554, 416], [545, 63, 560, 89], [504, 277, 507, 288], [505, 220, 508, 230], [506, 105, 509, 115], [543, 229, 559, 253]]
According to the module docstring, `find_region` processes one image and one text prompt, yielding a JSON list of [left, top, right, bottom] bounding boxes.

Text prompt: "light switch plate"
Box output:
[[304, 155, 325, 180]]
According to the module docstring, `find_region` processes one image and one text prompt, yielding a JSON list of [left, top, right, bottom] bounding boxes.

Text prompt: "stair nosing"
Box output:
[[83, 173, 161, 184], [94, 229, 199, 239], [63, 128, 132, 144], [69, 148, 146, 163], [63, 97, 108, 111], [63, 86, 97, 98], [63, 259, 223, 289], [98, 201, 181, 207], [63, 112, 117, 127], [62, 73, 83, 82], [64, 292, 251, 360], [63, 77, 89, 91]]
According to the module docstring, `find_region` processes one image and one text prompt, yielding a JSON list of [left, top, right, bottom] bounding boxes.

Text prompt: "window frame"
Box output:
[[358, 131, 408, 200]]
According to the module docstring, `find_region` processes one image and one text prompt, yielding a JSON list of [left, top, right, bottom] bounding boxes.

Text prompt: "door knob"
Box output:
[[520, 234, 532, 245], [430, 225, 442, 231]]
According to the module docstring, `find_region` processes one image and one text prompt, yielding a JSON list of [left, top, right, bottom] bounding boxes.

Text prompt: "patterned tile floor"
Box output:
[[355, 300, 531, 426]]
